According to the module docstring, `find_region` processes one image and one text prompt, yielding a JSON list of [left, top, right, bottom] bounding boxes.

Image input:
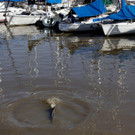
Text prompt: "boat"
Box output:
[[102, 20, 135, 36], [58, 0, 112, 32], [0, 2, 7, 22], [2, 0, 47, 26], [6, 9, 46, 26], [58, 15, 109, 32], [101, 0, 135, 36], [0, 1, 26, 22]]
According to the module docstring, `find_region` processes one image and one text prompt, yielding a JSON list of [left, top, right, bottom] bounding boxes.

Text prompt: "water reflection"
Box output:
[[46, 34, 72, 87], [101, 37, 135, 52], [28, 46, 39, 80], [62, 33, 103, 55], [0, 24, 7, 37], [0, 25, 135, 135], [0, 62, 5, 103], [0, 24, 46, 39], [59, 33, 135, 134]]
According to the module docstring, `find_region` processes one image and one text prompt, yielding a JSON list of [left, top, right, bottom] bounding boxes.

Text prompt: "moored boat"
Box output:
[[102, 20, 135, 36], [101, 0, 135, 36], [6, 9, 46, 26], [0, 1, 26, 22], [58, 0, 108, 32]]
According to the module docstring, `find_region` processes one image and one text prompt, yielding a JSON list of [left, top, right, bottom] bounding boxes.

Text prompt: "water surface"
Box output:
[[0, 24, 135, 135]]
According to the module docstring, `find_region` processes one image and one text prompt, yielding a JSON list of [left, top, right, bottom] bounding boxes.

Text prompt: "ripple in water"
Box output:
[[0, 90, 91, 130]]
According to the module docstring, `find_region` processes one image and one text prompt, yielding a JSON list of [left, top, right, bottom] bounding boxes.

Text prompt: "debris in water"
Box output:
[[45, 97, 61, 122]]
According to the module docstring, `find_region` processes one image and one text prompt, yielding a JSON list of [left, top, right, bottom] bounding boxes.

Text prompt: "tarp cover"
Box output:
[[105, 0, 135, 20], [45, 0, 61, 4], [72, 0, 107, 18]]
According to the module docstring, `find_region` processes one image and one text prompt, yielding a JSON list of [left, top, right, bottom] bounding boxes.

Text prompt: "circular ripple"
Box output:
[[54, 98, 90, 129], [2, 90, 91, 129]]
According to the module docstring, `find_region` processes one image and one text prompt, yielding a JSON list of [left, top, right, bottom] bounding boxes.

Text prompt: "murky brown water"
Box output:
[[0, 24, 135, 135]]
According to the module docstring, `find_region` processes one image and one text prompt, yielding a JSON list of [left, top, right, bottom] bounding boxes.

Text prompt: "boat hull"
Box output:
[[6, 15, 42, 26], [58, 22, 100, 32], [0, 13, 6, 22], [102, 21, 135, 36]]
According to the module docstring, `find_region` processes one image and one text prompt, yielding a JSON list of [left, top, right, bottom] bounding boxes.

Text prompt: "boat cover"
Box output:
[[45, 0, 61, 4], [106, 0, 135, 20], [93, 0, 135, 22], [95, 0, 135, 21], [72, 0, 107, 18]]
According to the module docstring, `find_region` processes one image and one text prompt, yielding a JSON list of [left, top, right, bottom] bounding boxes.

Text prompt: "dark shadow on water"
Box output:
[[47, 107, 55, 122], [60, 29, 104, 38]]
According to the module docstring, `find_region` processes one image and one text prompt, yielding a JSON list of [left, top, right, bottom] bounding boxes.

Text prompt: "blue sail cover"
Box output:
[[72, 0, 107, 18], [45, 0, 61, 4], [106, 0, 135, 20]]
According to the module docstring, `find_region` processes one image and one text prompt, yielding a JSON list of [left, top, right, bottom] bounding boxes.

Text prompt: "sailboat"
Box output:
[[58, 0, 109, 32], [0, 1, 27, 22], [101, 0, 135, 36], [6, 9, 46, 26], [3, 0, 47, 26]]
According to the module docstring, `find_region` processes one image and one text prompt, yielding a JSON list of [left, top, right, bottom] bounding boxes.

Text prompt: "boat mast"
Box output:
[[4, 0, 10, 20]]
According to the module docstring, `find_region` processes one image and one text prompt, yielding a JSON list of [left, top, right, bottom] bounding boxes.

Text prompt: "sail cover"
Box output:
[[72, 0, 107, 18], [106, 0, 135, 20], [45, 0, 61, 4]]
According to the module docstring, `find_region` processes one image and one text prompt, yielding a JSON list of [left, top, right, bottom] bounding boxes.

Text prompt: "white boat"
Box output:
[[6, 10, 46, 26], [58, 0, 108, 32], [0, 2, 26, 22], [102, 21, 135, 36], [58, 18, 102, 32], [0, 2, 6, 22], [0, 9, 6, 22], [101, 0, 135, 36]]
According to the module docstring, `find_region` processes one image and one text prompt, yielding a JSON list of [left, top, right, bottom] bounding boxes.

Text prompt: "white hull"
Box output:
[[0, 7, 26, 23], [102, 21, 135, 36], [6, 14, 42, 26], [59, 22, 100, 32], [0, 13, 5, 22]]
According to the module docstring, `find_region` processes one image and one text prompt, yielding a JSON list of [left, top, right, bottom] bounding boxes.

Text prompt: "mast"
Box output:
[[4, 0, 10, 20]]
